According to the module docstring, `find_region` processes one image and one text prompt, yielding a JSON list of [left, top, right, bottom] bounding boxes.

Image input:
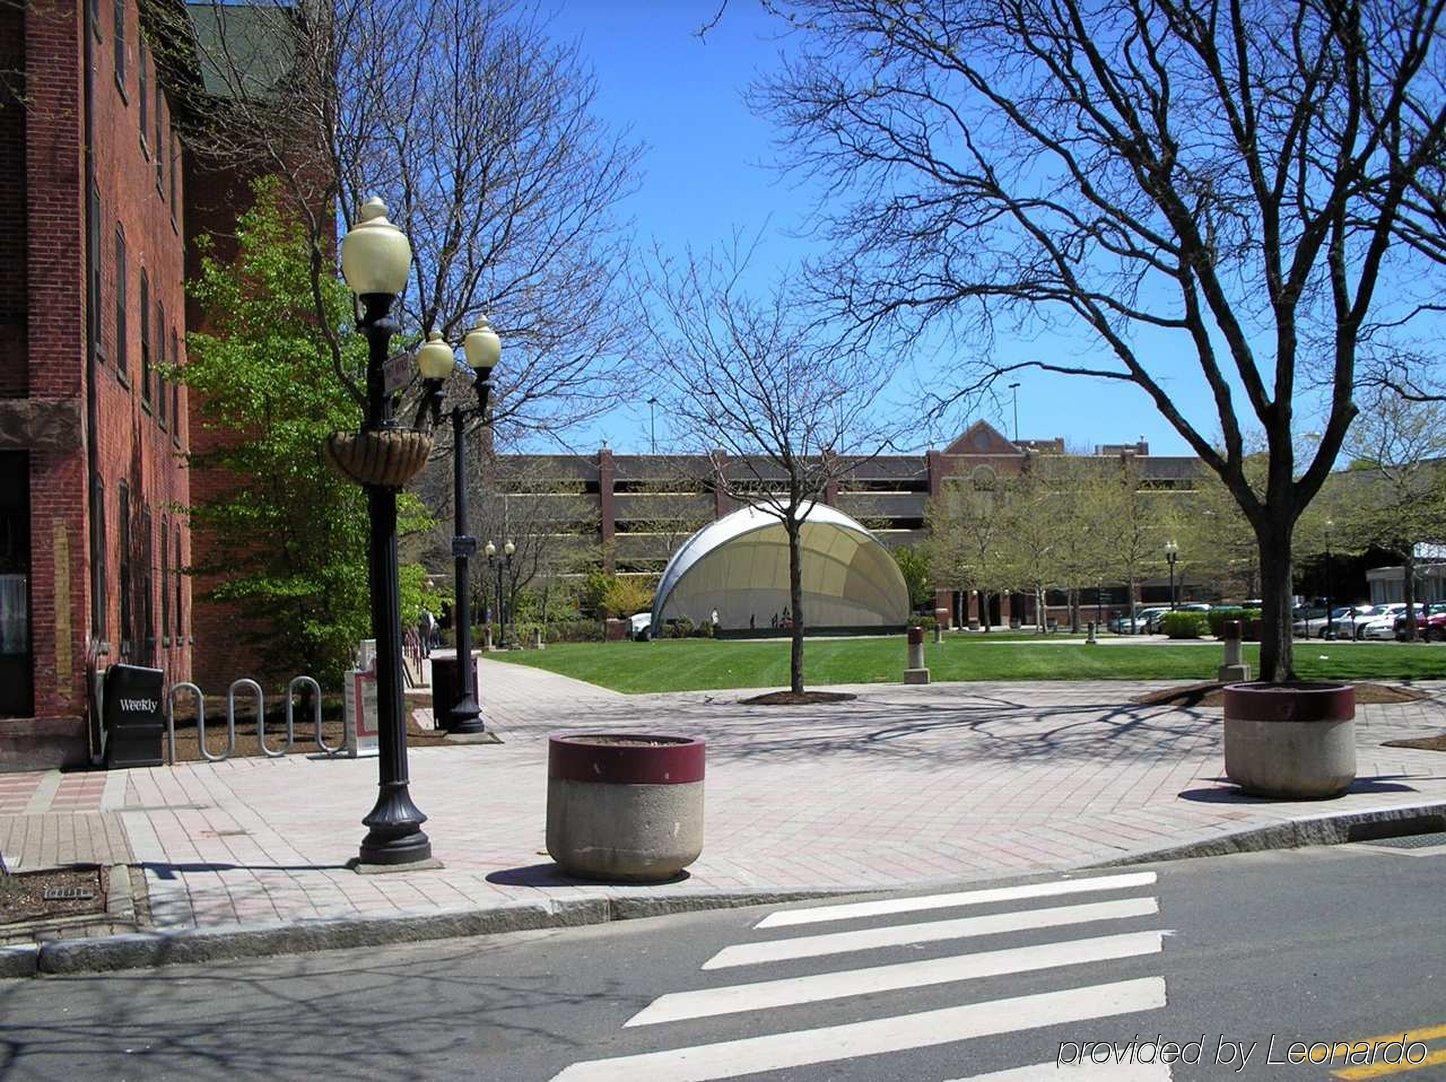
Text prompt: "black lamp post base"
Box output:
[[359, 787, 432, 866], [445, 695, 487, 735]]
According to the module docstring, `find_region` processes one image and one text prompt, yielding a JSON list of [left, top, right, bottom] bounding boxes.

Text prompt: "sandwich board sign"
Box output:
[[343, 642, 380, 758]]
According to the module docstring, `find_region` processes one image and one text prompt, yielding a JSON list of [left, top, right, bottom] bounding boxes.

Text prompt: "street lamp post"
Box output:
[[487, 540, 514, 647], [1325, 518, 1335, 640], [337, 198, 431, 867], [1165, 539, 1179, 611], [647, 396, 658, 454], [418, 320, 502, 735], [1008, 382, 1021, 442]]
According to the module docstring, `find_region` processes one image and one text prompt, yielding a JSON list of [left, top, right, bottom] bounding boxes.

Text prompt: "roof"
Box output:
[[186, 2, 300, 100], [943, 421, 1024, 456], [652, 503, 911, 628]]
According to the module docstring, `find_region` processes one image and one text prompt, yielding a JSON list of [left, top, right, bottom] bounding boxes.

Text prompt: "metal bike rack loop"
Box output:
[[288, 676, 334, 755], [165, 682, 204, 765], [224, 679, 262, 762]]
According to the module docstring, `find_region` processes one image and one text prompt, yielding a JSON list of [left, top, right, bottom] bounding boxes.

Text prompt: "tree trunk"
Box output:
[[786, 521, 805, 694], [1403, 546, 1418, 642], [1068, 588, 1079, 633], [1256, 522, 1296, 682]]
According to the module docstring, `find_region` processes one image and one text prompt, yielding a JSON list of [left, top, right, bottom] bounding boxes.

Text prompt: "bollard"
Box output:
[[1086, 621, 1099, 645], [532, 626, 544, 650], [1218, 619, 1252, 682], [483, 625, 494, 652], [933, 624, 943, 645], [904, 626, 930, 685]]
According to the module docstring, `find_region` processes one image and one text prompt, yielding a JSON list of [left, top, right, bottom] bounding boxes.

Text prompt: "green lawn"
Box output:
[[488, 636, 1446, 694]]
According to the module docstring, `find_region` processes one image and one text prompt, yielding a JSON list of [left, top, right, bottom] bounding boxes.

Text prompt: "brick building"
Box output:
[[476, 420, 1204, 630], [1, 0, 195, 767]]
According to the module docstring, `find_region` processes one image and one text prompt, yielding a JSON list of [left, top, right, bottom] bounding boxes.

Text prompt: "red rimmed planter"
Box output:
[[546, 734, 705, 882], [1222, 682, 1356, 799]]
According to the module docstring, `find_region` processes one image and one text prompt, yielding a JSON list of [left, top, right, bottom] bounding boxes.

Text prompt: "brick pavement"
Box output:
[[3, 665, 1446, 934]]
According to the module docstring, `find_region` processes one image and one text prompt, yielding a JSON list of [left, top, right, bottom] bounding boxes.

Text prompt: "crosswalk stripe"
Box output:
[[627, 930, 1165, 1026], [551, 976, 1168, 1082], [703, 896, 1159, 969], [757, 872, 1158, 929], [946, 1059, 1173, 1080]]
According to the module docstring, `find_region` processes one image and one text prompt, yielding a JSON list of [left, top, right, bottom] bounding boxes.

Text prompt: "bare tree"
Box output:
[[154, 0, 640, 445], [757, 0, 1446, 681], [637, 247, 896, 694], [1335, 390, 1446, 637]]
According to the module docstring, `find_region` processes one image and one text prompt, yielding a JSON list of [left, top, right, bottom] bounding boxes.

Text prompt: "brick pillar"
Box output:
[[1001, 593, 1014, 625], [926, 449, 944, 498], [933, 589, 952, 629], [598, 445, 615, 572], [26, 0, 88, 719], [968, 591, 980, 625]]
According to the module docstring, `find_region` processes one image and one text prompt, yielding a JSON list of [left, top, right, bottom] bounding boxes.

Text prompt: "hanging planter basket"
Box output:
[[324, 429, 433, 488]]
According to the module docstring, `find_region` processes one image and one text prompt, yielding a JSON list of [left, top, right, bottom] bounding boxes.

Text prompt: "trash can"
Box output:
[[103, 664, 165, 768], [431, 649, 480, 732]]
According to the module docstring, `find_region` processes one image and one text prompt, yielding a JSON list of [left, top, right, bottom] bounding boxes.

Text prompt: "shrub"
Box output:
[[1206, 606, 1263, 638], [544, 620, 605, 644], [1161, 611, 1210, 638]]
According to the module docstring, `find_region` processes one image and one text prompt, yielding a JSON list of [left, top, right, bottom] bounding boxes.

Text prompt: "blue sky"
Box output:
[[543, 0, 1247, 458]]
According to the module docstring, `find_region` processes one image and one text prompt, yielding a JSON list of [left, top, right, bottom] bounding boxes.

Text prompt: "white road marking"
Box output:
[[946, 1059, 1173, 1080], [551, 977, 1168, 1082], [627, 930, 1165, 1026], [757, 872, 1158, 929], [703, 896, 1159, 969]]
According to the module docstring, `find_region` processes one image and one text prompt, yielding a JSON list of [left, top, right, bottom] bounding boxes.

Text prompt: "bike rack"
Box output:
[[288, 675, 337, 756], [230, 679, 267, 758], [165, 682, 204, 765]]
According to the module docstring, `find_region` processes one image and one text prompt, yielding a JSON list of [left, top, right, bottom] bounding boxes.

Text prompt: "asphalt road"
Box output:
[[1, 841, 1443, 1082]]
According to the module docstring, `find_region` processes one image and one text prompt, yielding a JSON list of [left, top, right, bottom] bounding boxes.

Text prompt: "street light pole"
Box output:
[[339, 199, 430, 867], [647, 396, 658, 454], [1325, 518, 1335, 640], [419, 322, 501, 736], [1008, 382, 1021, 442], [1165, 540, 1179, 612]]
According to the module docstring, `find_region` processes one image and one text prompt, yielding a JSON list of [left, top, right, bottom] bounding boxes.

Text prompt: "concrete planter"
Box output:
[[1222, 682, 1356, 799], [546, 733, 705, 882]]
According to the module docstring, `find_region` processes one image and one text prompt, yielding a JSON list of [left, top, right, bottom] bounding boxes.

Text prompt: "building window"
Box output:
[[88, 179, 103, 363], [160, 517, 169, 646], [156, 298, 166, 427], [155, 86, 164, 190], [138, 41, 148, 152], [139, 269, 151, 407], [114, 228, 128, 381], [141, 507, 153, 661], [171, 329, 181, 447], [174, 532, 183, 640], [118, 482, 132, 656], [113, 0, 125, 93], [90, 477, 107, 643]]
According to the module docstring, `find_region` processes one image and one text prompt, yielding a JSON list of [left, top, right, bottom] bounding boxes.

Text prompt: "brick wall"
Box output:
[[4, 0, 192, 750], [0, 4, 27, 399]]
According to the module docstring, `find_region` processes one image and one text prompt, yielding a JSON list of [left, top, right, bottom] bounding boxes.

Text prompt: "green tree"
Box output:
[[182, 178, 436, 686], [890, 546, 933, 613]]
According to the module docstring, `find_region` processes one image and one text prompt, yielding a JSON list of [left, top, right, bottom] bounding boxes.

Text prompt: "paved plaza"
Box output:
[[3, 663, 1446, 941]]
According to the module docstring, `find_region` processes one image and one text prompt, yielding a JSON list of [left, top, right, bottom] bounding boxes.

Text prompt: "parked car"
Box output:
[[1387, 604, 1441, 641], [1293, 604, 1371, 639], [1109, 607, 1167, 634], [629, 612, 652, 641], [1353, 604, 1422, 639]]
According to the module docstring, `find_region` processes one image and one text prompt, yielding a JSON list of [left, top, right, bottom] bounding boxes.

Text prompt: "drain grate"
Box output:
[[1360, 831, 1446, 850]]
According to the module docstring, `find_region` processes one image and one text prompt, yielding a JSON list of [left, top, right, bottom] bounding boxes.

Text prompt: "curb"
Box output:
[[14, 887, 853, 978], [1093, 800, 1446, 867], [9, 801, 1446, 979]]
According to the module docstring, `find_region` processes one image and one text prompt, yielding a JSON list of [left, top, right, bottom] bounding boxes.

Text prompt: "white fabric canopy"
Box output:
[[652, 504, 910, 630]]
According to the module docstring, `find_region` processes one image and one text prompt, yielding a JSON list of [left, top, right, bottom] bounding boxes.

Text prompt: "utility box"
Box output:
[[431, 649, 482, 732], [103, 664, 165, 768]]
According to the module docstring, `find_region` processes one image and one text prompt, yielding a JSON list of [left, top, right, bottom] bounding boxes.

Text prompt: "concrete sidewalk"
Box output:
[[4, 664, 1446, 959]]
